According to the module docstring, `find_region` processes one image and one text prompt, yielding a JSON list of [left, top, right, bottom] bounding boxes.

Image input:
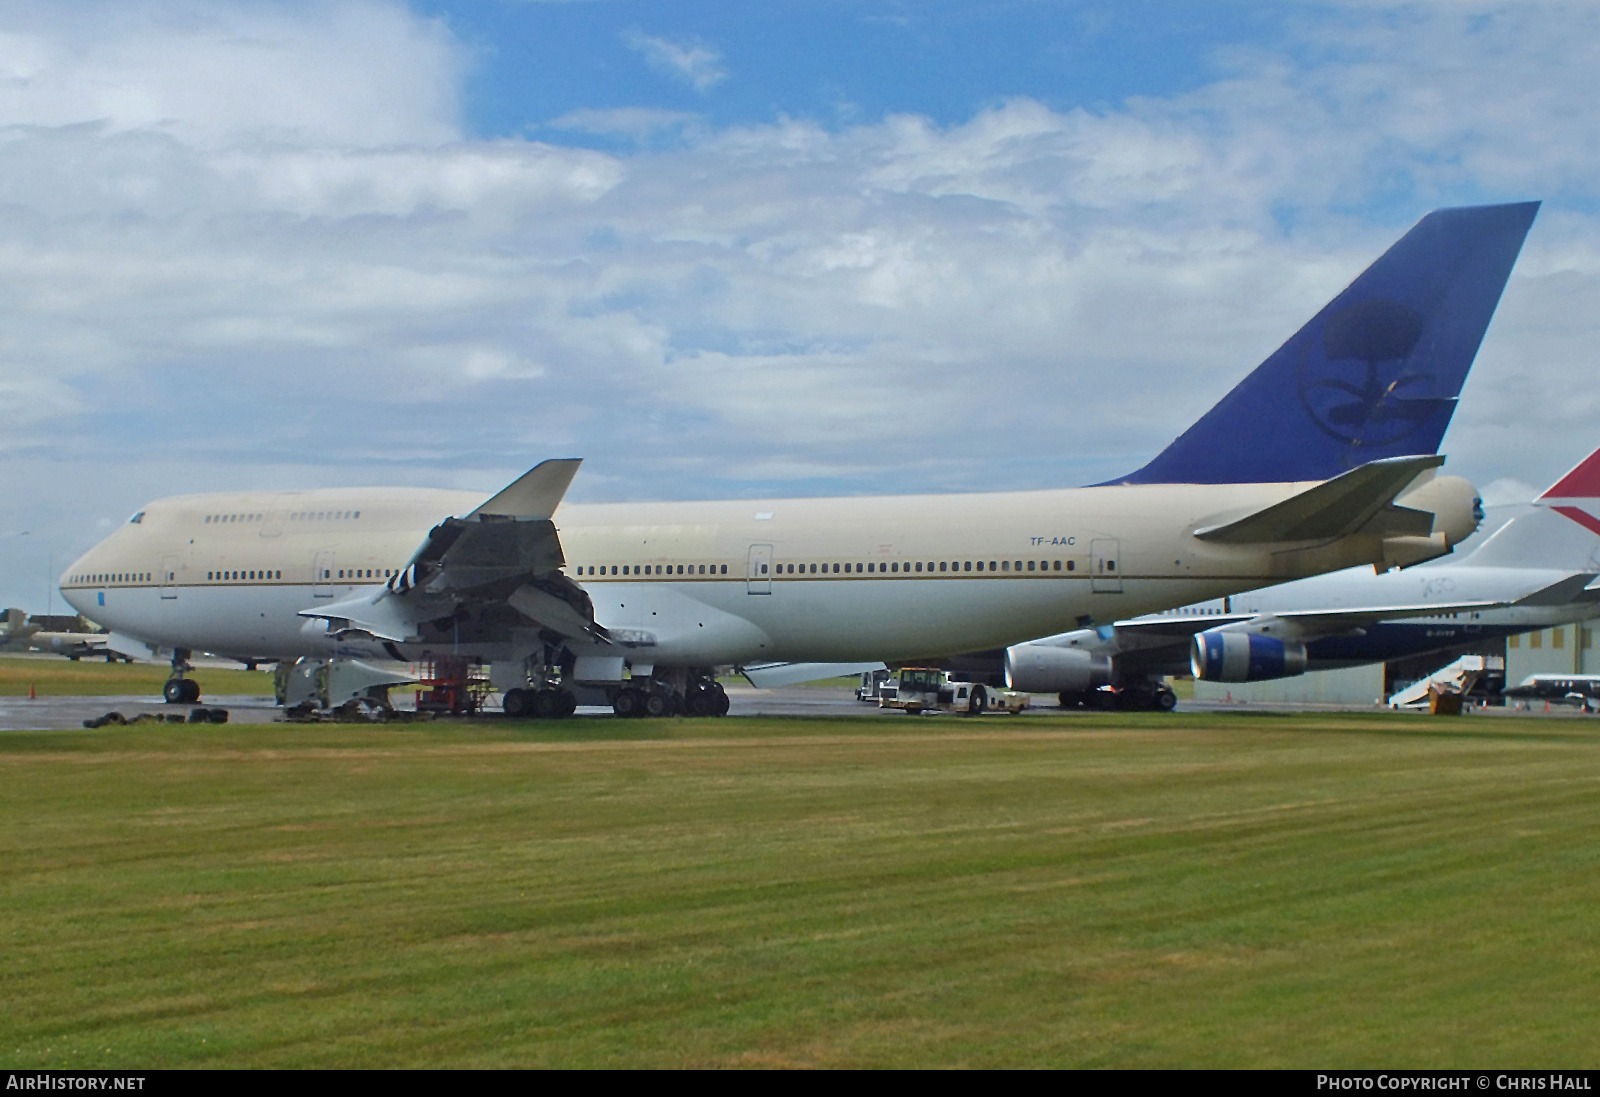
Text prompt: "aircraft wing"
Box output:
[[1113, 571, 1600, 644], [298, 458, 608, 646], [1094, 572, 1600, 678], [1108, 599, 1504, 642]]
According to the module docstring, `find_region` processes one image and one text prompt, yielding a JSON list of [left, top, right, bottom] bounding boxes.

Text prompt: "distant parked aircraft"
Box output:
[[1502, 674, 1600, 710]]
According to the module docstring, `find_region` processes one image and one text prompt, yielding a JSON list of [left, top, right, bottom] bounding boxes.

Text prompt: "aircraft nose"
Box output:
[[58, 550, 98, 613]]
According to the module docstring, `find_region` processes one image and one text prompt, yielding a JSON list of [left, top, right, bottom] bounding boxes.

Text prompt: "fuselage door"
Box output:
[[261, 492, 299, 538], [159, 554, 179, 600], [1091, 538, 1122, 593], [747, 544, 773, 595], [313, 550, 336, 598]]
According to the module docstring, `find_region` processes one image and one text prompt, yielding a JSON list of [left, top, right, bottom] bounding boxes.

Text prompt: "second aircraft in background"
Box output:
[[1001, 444, 1600, 711]]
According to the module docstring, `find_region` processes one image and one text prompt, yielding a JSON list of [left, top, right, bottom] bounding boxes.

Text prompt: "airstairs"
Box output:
[[1387, 654, 1503, 708]]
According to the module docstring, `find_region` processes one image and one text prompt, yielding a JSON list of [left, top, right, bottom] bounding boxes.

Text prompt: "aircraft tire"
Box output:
[[558, 691, 577, 717], [534, 689, 563, 719], [182, 679, 201, 704], [713, 688, 730, 717], [612, 689, 642, 718], [502, 688, 532, 718], [163, 679, 186, 704], [968, 686, 988, 715], [1155, 688, 1177, 712], [643, 692, 669, 718]]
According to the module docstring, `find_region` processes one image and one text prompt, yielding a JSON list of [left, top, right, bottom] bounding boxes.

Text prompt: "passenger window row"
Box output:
[[767, 559, 1075, 575], [70, 573, 152, 585], [203, 510, 361, 524], [576, 564, 729, 576], [199, 568, 394, 581], [572, 559, 1077, 577]]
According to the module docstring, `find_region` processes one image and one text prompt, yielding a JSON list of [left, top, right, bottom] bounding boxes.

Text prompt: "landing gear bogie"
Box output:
[[503, 685, 576, 720], [612, 676, 726, 719]]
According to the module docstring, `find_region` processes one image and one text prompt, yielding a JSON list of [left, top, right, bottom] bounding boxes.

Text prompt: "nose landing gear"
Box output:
[[162, 649, 201, 704]]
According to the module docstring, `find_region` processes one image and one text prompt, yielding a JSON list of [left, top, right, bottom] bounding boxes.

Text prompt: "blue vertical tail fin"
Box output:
[[1108, 201, 1538, 485]]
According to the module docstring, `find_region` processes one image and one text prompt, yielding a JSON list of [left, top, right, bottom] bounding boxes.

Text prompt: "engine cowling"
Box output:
[[1394, 473, 1482, 549], [1190, 630, 1308, 682], [1004, 644, 1112, 693]]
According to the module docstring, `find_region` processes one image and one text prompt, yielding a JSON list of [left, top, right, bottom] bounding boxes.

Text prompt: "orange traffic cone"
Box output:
[[28, 683, 35, 699]]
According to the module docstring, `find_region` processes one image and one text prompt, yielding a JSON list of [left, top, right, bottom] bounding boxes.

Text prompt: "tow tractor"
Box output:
[[880, 667, 1030, 715]]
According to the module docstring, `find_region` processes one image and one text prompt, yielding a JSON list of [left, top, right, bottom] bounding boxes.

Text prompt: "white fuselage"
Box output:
[[60, 479, 1432, 668]]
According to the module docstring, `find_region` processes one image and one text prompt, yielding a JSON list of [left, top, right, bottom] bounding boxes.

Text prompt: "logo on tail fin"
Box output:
[[1298, 297, 1447, 454]]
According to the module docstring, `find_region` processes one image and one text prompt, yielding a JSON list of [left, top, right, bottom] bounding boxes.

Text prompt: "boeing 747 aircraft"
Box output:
[[58, 203, 1538, 717]]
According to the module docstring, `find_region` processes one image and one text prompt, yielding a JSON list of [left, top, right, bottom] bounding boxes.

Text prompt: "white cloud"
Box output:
[[548, 107, 702, 138], [622, 29, 728, 93], [0, 0, 464, 148], [6, 0, 1600, 610]]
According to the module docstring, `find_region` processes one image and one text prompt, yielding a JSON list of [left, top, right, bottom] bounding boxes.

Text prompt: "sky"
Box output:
[[2, 0, 1598, 612]]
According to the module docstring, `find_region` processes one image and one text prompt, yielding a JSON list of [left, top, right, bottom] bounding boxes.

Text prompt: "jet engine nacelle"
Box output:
[[1004, 644, 1112, 693], [1190, 630, 1308, 682]]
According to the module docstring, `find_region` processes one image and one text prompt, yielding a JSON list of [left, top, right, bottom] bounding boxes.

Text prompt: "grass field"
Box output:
[[0, 655, 272, 697], [3, 711, 1598, 1068]]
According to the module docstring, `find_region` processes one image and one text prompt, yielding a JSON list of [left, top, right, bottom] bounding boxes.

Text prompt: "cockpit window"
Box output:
[[129, 511, 145, 524]]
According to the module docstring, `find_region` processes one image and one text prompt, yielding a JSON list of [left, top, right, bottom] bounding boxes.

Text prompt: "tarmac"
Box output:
[[2, 684, 1590, 731]]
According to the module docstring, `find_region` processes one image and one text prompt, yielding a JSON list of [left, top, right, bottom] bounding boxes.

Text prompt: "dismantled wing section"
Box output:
[[740, 661, 888, 689], [1193, 455, 1443, 544], [300, 458, 608, 646]]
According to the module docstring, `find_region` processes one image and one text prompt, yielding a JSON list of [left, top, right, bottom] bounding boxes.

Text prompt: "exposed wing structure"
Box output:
[[740, 661, 888, 689], [299, 458, 606, 647]]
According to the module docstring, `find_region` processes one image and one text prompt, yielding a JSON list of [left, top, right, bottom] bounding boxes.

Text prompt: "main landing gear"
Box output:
[[502, 687, 578, 719], [162, 649, 201, 704], [611, 677, 729, 719], [1059, 683, 1177, 712]]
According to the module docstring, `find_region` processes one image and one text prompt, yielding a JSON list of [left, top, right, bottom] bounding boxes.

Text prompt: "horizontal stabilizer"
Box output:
[[471, 458, 582, 520], [1511, 573, 1600, 607], [1194, 455, 1442, 544], [741, 661, 888, 689]]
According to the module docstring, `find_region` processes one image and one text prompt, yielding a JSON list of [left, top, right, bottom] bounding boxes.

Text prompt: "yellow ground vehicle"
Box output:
[[880, 667, 1030, 715]]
